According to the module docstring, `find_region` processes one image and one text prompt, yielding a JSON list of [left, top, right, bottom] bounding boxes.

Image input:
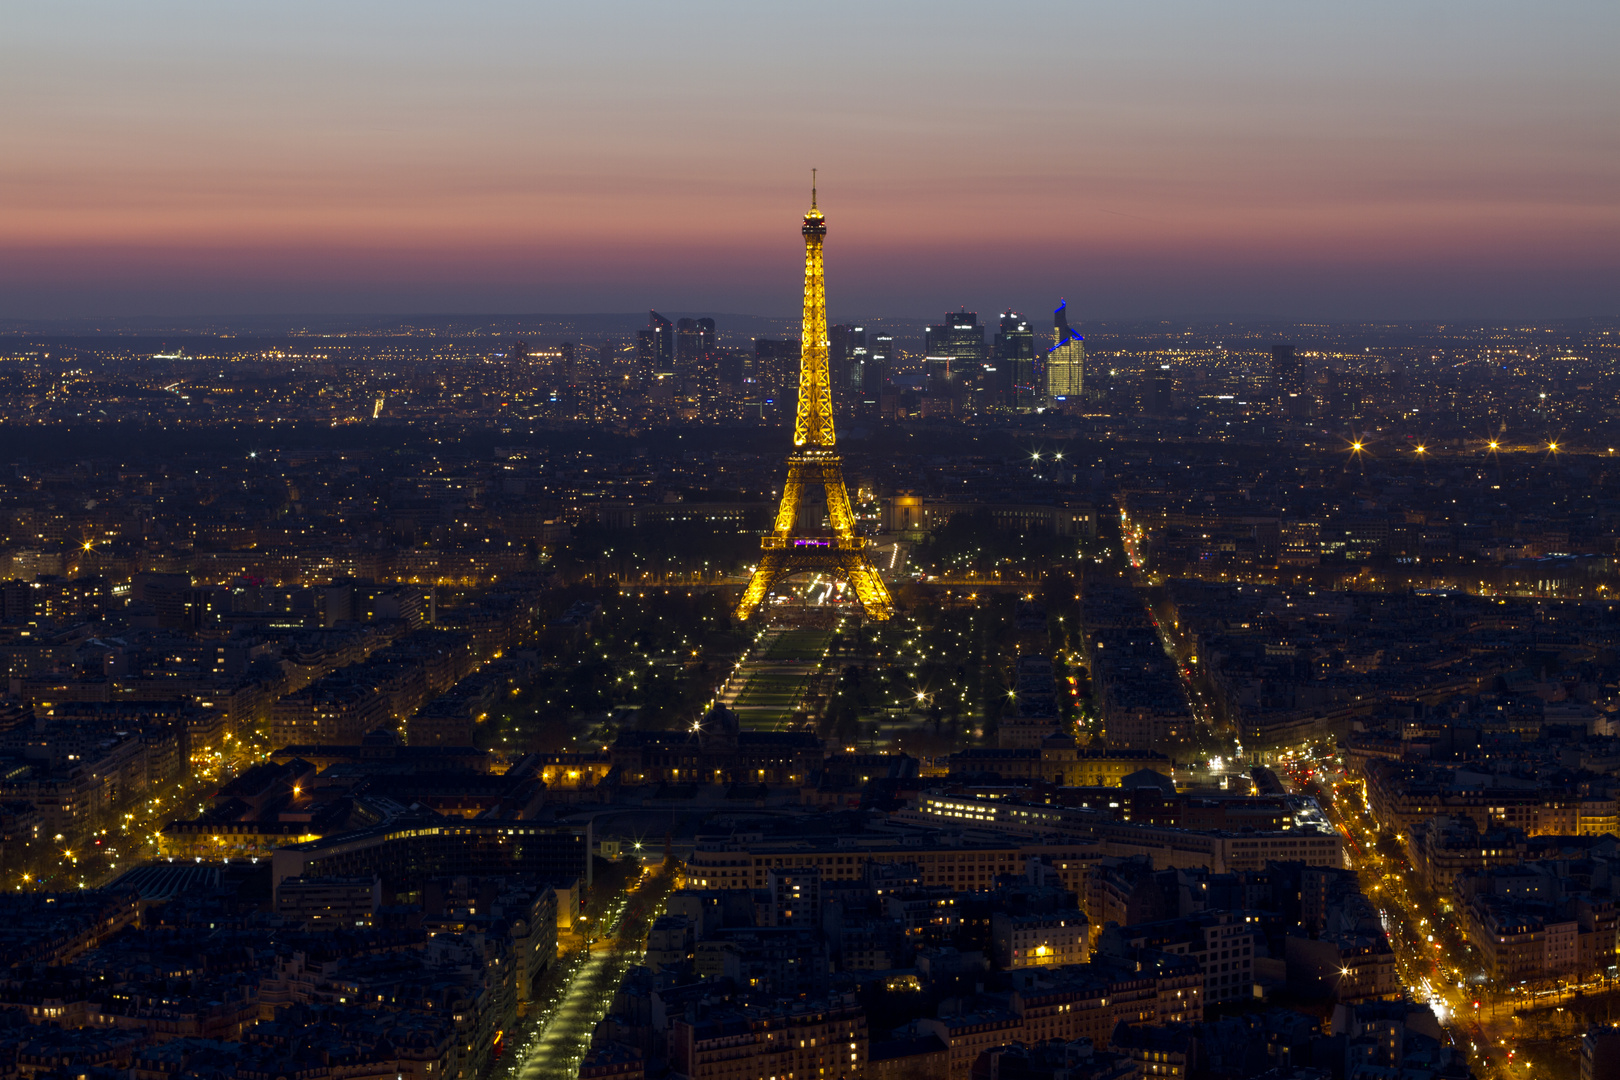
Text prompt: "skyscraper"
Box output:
[[842, 325, 869, 386], [924, 310, 986, 388], [829, 324, 863, 414], [995, 311, 1036, 410], [862, 333, 893, 418], [1271, 343, 1299, 390], [636, 311, 674, 382], [635, 331, 654, 379], [828, 324, 858, 378], [1148, 364, 1173, 415], [753, 338, 801, 405], [1045, 301, 1084, 407], [676, 317, 716, 366], [870, 333, 894, 372], [675, 317, 717, 398]]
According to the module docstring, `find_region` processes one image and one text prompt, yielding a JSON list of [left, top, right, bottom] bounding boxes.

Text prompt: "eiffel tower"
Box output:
[[735, 177, 894, 621]]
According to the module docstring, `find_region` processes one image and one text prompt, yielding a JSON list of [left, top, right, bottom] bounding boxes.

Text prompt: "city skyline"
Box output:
[[4, 1, 1616, 321], [10, 5, 1620, 1079]]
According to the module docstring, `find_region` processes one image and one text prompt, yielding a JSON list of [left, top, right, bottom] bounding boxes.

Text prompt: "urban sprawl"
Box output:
[[1, 307, 1619, 1080]]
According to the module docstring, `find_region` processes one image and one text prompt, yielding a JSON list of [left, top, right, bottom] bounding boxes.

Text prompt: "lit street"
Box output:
[[1281, 752, 1587, 1080], [501, 863, 675, 1080], [8, 747, 252, 893]]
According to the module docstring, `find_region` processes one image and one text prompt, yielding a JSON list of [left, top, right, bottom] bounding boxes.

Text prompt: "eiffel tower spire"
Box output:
[[735, 181, 893, 622]]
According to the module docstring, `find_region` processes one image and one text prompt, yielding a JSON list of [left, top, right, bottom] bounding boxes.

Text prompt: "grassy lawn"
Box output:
[[763, 628, 831, 662], [726, 628, 833, 727]]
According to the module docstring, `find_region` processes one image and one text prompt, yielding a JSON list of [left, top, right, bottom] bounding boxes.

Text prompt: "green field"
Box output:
[[726, 628, 832, 728], [762, 628, 832, 662], [732, 672, 809, 710]]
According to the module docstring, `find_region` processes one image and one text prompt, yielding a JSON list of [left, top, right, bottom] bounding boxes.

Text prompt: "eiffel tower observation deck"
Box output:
[[735, 177, 894, 621]]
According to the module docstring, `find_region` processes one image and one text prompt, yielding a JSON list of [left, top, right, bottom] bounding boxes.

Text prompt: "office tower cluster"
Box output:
[[610, 293, 1089, 426], [825, 324, 895, 420], [903, 302, 1086, 416], [624, 310, 854, 422], [634, 312, 721, 405]]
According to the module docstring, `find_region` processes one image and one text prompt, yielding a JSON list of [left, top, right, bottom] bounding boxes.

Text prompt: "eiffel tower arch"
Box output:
[[736, 178, 893, 622]]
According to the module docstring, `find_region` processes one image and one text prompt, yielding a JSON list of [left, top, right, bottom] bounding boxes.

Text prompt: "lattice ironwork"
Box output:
[[737, 179, 893, 622]]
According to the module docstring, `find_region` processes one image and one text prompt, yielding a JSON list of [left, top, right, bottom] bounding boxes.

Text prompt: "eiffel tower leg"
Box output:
[[736, 549, 791, 621], [841, 554, 894, 620], [819, 458, 859, 538], [774, 460, 807, 536]]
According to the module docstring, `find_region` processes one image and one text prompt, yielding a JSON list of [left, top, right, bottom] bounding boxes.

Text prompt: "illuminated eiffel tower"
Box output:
[[735, 176, 893, 621]]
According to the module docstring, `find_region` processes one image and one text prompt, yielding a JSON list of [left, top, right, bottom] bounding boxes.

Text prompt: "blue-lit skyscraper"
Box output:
[[1045, 300, 1084, 408]]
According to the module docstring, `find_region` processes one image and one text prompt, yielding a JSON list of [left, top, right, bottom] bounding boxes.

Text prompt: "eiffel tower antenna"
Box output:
[[735, 182, 893, 622]]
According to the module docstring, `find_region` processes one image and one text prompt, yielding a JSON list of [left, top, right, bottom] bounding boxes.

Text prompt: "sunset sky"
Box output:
[[3, 1, 1616, 321]]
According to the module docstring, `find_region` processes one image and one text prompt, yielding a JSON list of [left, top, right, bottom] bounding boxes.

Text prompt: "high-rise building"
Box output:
[[861, 333, 893, 418], [754, 338, 800, 404], [1271, 343, 1308, 417], [635, 332, 655, 379], [715, 346, 751, 386], [1271, 343, 1298, 388], [637, 311, 675, 382], [870, 333, 894, 370], [1148, 364, 1173, 415], [676, 317, 716, 367], [925, 310, 986, 388], [1045, 301, 1084, 407], [650, 311, 674, 368], [675, 317, 717, 399], [843, 325, 868, 387], [995, 311, 1036, 410], [828, 324, 859, 381], [829, 324, 863, 414]]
